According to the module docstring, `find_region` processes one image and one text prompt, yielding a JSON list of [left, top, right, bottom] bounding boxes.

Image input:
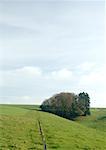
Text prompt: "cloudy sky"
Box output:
[[0, 0, 105, 107]]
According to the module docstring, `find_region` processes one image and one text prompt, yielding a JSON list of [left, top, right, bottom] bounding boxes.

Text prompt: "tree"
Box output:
[[78, 92, 90, 116], [40, 92, 91, 120]]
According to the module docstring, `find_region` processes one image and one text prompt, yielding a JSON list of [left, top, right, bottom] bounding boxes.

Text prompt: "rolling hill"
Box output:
[[0, 105, 106, 150]]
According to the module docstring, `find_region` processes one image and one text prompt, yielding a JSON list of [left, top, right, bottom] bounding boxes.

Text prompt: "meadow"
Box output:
[[0, 105, 106, 150]]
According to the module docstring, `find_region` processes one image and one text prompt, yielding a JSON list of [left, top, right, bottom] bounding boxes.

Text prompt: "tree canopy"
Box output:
[[40, 92, 90, 119]]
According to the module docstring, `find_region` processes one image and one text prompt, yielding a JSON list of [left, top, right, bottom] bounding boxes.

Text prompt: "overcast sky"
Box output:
[[0, 0, 105, 107]]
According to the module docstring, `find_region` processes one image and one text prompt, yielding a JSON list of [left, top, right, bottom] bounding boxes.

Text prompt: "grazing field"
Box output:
[[0, 105, 42, 150], [0, 105, 106, 150], [75, 108, 106, 132]]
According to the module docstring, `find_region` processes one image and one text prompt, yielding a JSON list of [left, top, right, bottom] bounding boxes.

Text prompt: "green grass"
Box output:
[[0, 105, 42, 150], [39, 110, 106, 150], [0, 105, 29, 115], [0, 105, 106, 150], [75, 108, 106, 132]]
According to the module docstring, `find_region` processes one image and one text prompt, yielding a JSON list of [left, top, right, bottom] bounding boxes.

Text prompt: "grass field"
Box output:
[[0, 105, 106, 150], [75, 108, 106, 132], [0, 105, 42, 150]]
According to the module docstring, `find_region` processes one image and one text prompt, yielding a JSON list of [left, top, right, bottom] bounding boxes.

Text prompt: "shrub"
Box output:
[[40, 92, 90, 119]]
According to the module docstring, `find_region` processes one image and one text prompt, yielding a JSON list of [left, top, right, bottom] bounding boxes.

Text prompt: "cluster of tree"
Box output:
[[40, 92, 90, 119]]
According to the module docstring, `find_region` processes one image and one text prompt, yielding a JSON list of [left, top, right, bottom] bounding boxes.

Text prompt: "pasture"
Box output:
[[0, 105, 106, 150]]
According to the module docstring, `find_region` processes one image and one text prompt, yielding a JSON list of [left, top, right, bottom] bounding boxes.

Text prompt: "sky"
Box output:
[[0, 0, 105, 107]]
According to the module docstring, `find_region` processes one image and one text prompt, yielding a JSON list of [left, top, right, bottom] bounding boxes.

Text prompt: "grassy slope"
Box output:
[[39, 111, 106, 150], [75, 108, 106, 132], [0, 105, 106, 150], [0, 105, 42, 150]]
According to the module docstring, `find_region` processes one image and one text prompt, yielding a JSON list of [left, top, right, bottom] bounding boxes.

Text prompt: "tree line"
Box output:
[[40, 92, 90, 119]]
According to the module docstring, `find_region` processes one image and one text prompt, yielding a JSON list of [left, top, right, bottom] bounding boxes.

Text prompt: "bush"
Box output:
[[40, 92, 90, 119]]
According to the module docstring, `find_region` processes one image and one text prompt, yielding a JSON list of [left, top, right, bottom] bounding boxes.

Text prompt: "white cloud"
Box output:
[[0, 64, 106, 107], [50, 68, 73, 81], [15, 66, 42, 77], [0, 66, 74, 104], [0, 67, 73, 86], [77, 62, 96, 72], [0, 66, 42, 87], [79, 64, 106, 87], [77, 64, 106, 107]]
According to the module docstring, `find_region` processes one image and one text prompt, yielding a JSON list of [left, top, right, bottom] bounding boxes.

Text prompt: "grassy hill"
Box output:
[[0, 105, 43, 150], [0, 105, 106, 150], [75, 108, 106, 132]]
